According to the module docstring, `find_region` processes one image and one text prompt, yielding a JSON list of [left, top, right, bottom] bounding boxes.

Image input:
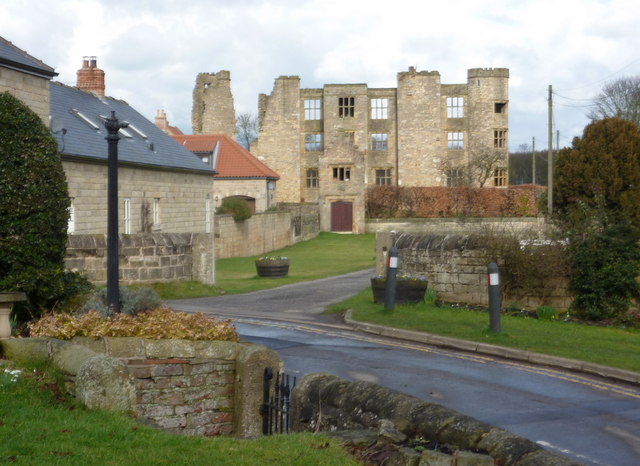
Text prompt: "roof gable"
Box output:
[[50, 82, 213, 174], [172, 134, 279, 179], [0, 36, 57, 79]]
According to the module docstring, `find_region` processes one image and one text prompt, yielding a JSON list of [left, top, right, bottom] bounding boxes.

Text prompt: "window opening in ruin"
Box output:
[[494, 168, 507, 187], [152, 198, 160, 226], [304, 133, 323, 151], [446, 97, 464, 118], [370, 98, 388, 119], [304, 99, 322, 120], [338, 97, 355, 118], [332, 166, 351, 181], [494, 129, 507, 148], [371, 133, 388, 151], [494, 102, 507, 113], [306, 168, 319, 188], [375, 168, 392, 185], [446, 169, 465, 187], [447, 132, 464, 150]]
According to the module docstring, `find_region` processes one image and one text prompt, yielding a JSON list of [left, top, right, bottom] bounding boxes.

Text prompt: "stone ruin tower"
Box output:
[[191, 71, 236, 136]]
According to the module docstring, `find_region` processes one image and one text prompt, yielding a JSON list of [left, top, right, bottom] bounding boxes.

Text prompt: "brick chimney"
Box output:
[[76, 56, 105, 96]]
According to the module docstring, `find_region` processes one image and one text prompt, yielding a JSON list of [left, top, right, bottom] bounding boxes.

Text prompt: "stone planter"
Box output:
[[371, 278, 428, 304], [0, 292, 26, 339], [255, 259, 290, 278]]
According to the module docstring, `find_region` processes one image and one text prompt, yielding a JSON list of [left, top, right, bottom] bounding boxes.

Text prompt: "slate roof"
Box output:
[[172, 134, 278, 180], [50, 82, 214, 174], [0, 36, 57, 79]]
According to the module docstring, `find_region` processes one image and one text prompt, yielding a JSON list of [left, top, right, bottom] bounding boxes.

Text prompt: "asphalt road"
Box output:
[[167, 269, 640, 466]]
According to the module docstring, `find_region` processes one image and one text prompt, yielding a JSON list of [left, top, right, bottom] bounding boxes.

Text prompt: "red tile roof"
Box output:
[[172, 134, 279, 179]]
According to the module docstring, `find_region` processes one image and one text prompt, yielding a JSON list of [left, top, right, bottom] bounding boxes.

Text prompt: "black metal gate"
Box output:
[[261, 368, 296, 435]]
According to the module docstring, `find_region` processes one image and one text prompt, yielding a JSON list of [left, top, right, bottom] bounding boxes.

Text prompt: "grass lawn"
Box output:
[[326, 289, 640, 373], [0, 363, 358, 465], [142, 232, 375, 299]]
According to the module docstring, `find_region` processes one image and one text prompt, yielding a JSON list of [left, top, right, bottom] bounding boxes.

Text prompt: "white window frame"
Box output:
[[447, 97, 464, 118], [304, 99, 322, 120], [447, 132, 464, 150], [68, 198, 75, 234], [205, 196, 212, 233], [371, 133, 388, 151], [370, 98, 388, 119], [152, 198, 160, 226], [304, 133, 323, 152], [123, 198, 131, 234]]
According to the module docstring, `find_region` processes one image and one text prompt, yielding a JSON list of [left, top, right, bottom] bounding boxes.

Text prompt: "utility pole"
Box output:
[[532, 136, 536, 185], [547, 85, 553, 215]]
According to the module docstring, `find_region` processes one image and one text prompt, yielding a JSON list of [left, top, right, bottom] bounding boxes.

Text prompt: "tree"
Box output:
[[588, 77, 640, 127], [554, 117, 640, 228], [236, 112, 258, 149], [554, 117, 640, 320], [0, 92, 86, 322], [442, 144, 506, 187]]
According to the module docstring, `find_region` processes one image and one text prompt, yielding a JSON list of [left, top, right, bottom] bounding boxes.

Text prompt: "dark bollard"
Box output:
[[384, 247, 399, 311], [488, 262, 501, 333]]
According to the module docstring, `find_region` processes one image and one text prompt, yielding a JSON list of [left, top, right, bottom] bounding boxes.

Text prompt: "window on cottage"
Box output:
[[494, 129, 507, 148], [370, 98, 388, 119], [123, 198, 131, 234], [494, 102, 507, 113], [306, 168, 319, 188], [446, 97, 464, 118], [332, 166, 351, 181], [304, 133, 323, 152], [446, 169, 465, 187], [371, 133, 388, 151], [375, 168, 392, 185], [68, 198, 75, 234], [447, 132, 464, 150], [304, 99, 322, 120], [494, 168, 508, 187], [152, 198, 160, 226], [338, 97, 355, 118], [205, 195, 211, 233]]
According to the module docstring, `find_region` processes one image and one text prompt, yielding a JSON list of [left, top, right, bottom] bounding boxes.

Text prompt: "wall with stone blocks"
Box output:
[[0, 67, 51, 123], [65, 233, 215, 285], [376, 231, 571, 310], [278, 202, 320, 242], [0, 337, 282, 438], [215, 211, 293, 259]]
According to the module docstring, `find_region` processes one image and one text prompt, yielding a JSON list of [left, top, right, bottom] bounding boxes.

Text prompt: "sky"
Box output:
[[1, 0, 639, 151]]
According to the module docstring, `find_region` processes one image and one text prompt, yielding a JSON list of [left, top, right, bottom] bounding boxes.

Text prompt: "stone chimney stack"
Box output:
[[76, 56, 105, 96], [155, 109, 169, 131]]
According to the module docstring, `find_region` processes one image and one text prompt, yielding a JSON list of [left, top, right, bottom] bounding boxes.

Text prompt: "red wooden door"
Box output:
[[331, 201, 352, 232]]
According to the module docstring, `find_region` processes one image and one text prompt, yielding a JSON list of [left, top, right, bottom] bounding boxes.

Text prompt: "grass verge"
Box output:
[[139, 232, 375, 299], [326, 289, 640, 373], [0, 362, 358, 465]]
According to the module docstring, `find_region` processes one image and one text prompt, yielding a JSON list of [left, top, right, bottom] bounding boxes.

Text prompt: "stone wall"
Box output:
[[65, 233, 214, 285], [0, 66, 51, 123], [278, 202, 320, 242], [376, 231, 571, 310], [292, 373, 578, 465], [63, 159, 213, 235], [215, 211, 293, 259], [215, 178, 275, 213], [367, 216, 549, 236], [0, 337, 282, 438], [192, 71, 236, 136]]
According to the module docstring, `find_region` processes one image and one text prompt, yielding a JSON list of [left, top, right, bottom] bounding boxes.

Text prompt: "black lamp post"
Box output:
[[104, 111, 128, 314]]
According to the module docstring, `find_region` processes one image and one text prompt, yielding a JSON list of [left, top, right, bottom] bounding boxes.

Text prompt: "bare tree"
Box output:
[[588, 77, 640, 126], [236, 112, 258, 149], [468, 145, 507, 187]]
